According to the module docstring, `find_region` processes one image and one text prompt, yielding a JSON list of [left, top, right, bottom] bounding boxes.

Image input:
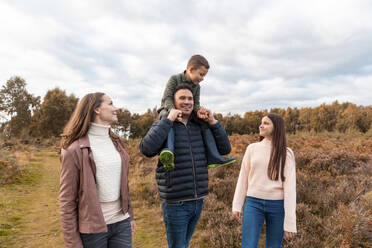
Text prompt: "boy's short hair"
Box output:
[[174, 83, 193, 96], [187, 55, 210, 70]]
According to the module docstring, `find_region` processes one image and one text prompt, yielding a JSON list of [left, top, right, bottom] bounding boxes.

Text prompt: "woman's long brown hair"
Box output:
[[60, 92, 105, 149], [264, 113, 288, 181]]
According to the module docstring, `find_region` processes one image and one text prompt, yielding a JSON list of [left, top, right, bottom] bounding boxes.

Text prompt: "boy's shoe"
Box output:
[[159, 149, 175, 170], [207, 157, 236, 169], [160, 128, 175, 171], [202, 129, 236, 169]]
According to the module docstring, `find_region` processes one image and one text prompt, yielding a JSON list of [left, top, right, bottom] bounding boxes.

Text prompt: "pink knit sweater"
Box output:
[[232, 139, 297, 232]]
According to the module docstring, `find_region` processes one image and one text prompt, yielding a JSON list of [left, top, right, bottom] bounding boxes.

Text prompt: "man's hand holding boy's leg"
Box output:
[[197, 107, 208, 120], [168, 109, 182, 122], [204, 109, 217, 125]]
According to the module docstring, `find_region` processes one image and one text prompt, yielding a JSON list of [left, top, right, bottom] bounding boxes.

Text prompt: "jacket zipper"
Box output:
[[185, 124, 198, 198]]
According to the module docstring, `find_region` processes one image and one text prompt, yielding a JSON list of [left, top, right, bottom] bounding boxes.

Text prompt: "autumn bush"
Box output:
[[0, 138, 36, 185], [0, 151, 19, 185], [128, 131, 372, 247], [0, 139, 21, 185]]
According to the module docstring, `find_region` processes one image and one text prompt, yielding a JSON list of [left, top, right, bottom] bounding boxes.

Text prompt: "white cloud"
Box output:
[[1, 0, 371, 115]]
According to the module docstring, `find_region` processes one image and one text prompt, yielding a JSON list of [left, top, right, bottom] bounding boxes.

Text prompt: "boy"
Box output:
[[158, 54, 235, 170]]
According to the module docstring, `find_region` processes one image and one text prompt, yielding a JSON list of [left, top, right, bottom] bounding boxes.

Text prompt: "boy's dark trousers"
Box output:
[[158, 109, 235, 170]]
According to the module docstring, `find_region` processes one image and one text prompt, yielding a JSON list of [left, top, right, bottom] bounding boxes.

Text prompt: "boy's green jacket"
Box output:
[[158, 71, 201, 113]]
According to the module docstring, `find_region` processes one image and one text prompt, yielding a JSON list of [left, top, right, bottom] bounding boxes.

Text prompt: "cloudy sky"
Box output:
[[1, 0, 372, 115]]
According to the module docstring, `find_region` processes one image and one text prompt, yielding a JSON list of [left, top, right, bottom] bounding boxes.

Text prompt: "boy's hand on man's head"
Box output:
[[168, 109, 182, 122]]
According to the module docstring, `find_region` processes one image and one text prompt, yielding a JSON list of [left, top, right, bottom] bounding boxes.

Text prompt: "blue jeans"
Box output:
[[242, 196, 284, 248], [80, 218, 132, 248], [161, 198, 204, 248]]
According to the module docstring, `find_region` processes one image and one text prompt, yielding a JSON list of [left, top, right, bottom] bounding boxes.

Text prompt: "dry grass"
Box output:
[[0, 143, 64, 248], [129, 131, 372, 247], [1, 132, 371, 247]]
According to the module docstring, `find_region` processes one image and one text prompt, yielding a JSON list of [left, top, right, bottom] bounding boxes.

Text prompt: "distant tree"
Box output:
[[113, 108, 132, 138], [219, 113, 233, 135], [269, 108, 286, 117], [337, 103, 356, 132], [298, 107, 312, 131], [242, 110, 265, 134], [355, 109, 371, 133], [0, 76, 40, 137], [337, 103, 371, 133], [30, 88, 78, 138], [129, 108, 158, 138], [311, 103, 337, 132], [284, 107, 299, 133]]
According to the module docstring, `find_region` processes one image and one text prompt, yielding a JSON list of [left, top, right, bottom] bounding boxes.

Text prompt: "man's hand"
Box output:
[[203, 109, 217, 125], [233, 211, 242, 221], [197, 107, 208, 119], [167, 109, 182, 122]]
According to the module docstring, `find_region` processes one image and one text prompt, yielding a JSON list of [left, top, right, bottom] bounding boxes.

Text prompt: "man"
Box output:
[[140, 84, 232, 248]]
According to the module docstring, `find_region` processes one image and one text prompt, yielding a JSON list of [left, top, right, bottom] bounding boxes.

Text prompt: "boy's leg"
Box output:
[[159, 109, 175, 170], [160, 128, 175, 170], [159, 109, 169, 120], [193, 112, 235, 168], [199, 124, 235, 168]]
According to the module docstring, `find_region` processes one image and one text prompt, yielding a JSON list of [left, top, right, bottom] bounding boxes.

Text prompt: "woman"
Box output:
[[232, 113, 296, 247], [59, 92, 135, 248]]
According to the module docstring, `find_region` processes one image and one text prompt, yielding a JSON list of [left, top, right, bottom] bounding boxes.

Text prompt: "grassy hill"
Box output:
[[1, 131, 372, 247]]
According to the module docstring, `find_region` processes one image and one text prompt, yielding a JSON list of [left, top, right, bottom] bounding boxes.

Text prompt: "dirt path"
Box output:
[[0, 149, 64, 248], [0, 148, 167, 248]]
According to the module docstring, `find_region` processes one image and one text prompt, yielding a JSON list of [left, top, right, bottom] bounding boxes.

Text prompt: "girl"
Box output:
[[59, 92, 135, 248], [232, 113, 296, 247]]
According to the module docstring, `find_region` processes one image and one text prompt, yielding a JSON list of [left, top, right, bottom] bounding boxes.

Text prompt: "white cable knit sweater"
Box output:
[[88, 123, 129, 224]]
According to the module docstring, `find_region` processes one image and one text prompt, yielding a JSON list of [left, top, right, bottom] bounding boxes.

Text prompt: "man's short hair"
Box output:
[[187, 55, 209, 70], [173, 84, 193, 97]]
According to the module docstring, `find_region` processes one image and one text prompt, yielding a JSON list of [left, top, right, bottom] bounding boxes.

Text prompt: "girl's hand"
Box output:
[[233, 211, 242, 221], [284, 231, 295, 240], [131, 220, 136, 234]]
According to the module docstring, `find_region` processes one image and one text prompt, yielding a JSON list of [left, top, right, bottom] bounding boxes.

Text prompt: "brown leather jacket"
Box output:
[[59, 135, 134, 248]]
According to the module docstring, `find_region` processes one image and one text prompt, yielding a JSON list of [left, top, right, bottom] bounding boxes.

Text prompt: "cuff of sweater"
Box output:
[[232, 205, 243, 213], [284, 221, 297, 233]]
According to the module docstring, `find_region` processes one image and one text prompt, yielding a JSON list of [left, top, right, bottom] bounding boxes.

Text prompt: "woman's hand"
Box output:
[[131, 220, 136, 234], [284, 231, 295, 240], [233, 211, 242, 221]]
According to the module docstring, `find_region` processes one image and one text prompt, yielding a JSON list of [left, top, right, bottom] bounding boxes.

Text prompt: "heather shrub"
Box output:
[[325, 202, 372, 247], [128, 132, 372, 247], [284, 203, 325, 247], [0, 153, 20, 185], [363, 191, 372, 210], [197, 193, 241, 248]]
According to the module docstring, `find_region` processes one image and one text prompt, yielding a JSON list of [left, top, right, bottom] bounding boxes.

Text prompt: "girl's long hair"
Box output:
[[263, 113, 288, 181], [61, 92, 105, 149]]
